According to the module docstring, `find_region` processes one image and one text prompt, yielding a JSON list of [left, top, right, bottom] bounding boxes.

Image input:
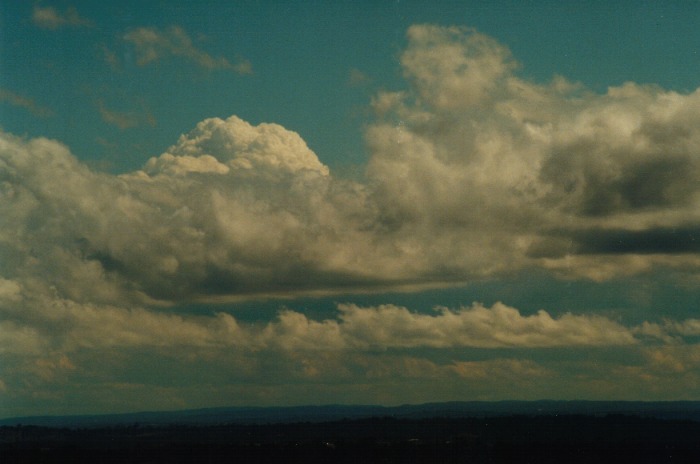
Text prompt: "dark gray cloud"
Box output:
[[541, 147, 698, 217], [572, 226, 700, 255], [529, 225, 700, 258]]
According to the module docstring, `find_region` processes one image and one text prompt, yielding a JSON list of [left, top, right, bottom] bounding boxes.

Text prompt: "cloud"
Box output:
[[548, 225, 700, 256], [364, 24, 700, 281], [232, 58, 253, 75], [537, 84, 700, 218], [449, 358, 550, 381], [0, 289, 642, 356], [400, 25, 517, 109], [99, 44, 121, 70], [0, 321, 45, 355], [0, 121, 370, 306], [348, 68, 371, 87], [262, 302, 637, 350], [634, 317, 700, 345], [644, 344, 700, 374], [0, 88, 53, 117], [123, 26, 252, 73], [32, 5, 93, 30], [5, 21, 700, 307], [150, 115, 329, 176], [7, 23, 700, 413], [96, 100, 157, 130], [7, 273, 696, 413]]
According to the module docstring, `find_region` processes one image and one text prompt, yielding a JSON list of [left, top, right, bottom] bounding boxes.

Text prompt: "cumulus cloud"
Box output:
[[123, 26, 252, 73], [4, 24, 700, 307], [0, 121, 377, 305], [365, 24, 700, 281], [400, 25, 517, 109], [150, 115, 329, 176], [32, 5, 93, 30]]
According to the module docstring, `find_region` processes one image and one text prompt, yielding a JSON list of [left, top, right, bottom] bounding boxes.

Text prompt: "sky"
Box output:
[[2, 1, 700, 418]]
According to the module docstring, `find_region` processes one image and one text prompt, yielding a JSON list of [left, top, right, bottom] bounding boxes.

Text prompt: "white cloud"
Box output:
[[335, 302, 636, 349], [145, 153, 230, 176], [400, 25, 517, 110], [0, 291, 640, 356], [123, 26, 251, 73], [149, 115, 329, 176]]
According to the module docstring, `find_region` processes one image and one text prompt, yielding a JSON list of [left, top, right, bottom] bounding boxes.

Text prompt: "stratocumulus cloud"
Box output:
[[0, 294, 644, 354]]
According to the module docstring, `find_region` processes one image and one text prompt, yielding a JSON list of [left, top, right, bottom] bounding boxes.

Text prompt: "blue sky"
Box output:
[[3, 1, 700, 417], [4, 1, 699, 173]]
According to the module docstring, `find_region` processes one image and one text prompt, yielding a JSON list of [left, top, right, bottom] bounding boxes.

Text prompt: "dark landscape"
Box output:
[[3, 402, 700, 463]]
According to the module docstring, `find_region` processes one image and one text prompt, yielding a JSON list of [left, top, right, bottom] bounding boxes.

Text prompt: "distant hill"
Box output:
[[3, 400, 700, 428], [5, 411, 700, 463]]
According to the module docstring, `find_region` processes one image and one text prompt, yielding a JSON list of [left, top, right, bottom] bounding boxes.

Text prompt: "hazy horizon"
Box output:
[[5, 398, 700, 424]]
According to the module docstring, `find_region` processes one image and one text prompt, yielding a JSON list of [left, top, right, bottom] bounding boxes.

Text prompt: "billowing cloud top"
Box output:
[[145, 116, 330, 177]]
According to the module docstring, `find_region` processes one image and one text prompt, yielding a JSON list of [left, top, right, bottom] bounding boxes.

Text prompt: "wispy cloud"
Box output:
[[0, 88, 53, 117], [348, 68, 371, 87], [96, 100, 156, 129], [32, 5, 93, 30], [232, 57, 253, 75], [123, 26, 252, 74], [99, 44, 121, 70]]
